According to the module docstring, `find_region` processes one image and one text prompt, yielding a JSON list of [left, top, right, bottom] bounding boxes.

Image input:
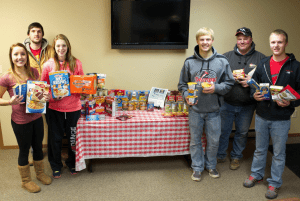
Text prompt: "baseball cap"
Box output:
[[235, 27, 252, 37]]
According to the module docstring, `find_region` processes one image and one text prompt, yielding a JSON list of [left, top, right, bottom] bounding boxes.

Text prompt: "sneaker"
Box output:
[[217, 158, 226, 163], [243, 176, 263, 188], [230, 159, 240, 170], [53, 170, 61, 179], [191, 171, 201, 181], [69, 168, 77, 175], [207, 169, 220, 178], [265, 186, 279, 199]]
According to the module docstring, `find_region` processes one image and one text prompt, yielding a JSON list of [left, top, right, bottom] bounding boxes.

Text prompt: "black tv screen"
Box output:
[[111, 0, 191, 49]]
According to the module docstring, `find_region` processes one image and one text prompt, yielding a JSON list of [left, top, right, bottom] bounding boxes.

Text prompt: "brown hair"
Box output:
[[52, 34, 77, 72], [9, 43, 36, 83]]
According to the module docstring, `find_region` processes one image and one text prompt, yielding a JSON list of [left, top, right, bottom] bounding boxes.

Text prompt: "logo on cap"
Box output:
[[235, 27, 252, 37]]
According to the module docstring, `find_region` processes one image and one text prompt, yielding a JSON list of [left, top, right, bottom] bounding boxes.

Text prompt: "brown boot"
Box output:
[[18, 164, 41, 193], [33, 160, 52, 185]]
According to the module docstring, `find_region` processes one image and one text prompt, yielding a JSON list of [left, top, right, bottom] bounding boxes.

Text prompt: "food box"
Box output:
[[97, 74, 106, 89], [86, 114, 106, 121], [233, 69, 245, 79], [105, 96, 119, 116], [270, 85, 284, 100], [70, 75, 97, 94], [276, 85, 300, 101], [49, 71, 71, 98], [26, 81, 47, 113], [12, 83, 27, 102], [247, 78, 260, 91], [260, 83, 271, 100], [30, 83, 50, 103]]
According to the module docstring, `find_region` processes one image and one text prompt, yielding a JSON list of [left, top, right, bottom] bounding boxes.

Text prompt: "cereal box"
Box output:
[[115, 89, 125, 96], [94, 96, 106, 114], [30, 83, 50, 103], [70, 75, 97, 94], [26, 81, 47, 114], [276, 85, 300, 101], [49, 71, 71, 99], [86, 114, 105, 121], [233, 69, 245, 79], [270, 85, 283, 100], [105, 96, 119, 116], [260, 83, 271, 100], [12, 83, 27, 102]]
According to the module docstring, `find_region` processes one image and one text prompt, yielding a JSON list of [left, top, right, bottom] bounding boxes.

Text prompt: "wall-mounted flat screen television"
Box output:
[[111, 0, 191, 50]]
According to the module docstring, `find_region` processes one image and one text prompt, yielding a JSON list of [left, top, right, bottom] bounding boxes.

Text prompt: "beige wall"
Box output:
[[1, 0, 300, 146]]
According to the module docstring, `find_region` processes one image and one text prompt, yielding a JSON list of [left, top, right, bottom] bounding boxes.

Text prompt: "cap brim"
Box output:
[[235, 31, 245, 36], [235, 31, 251, 37]]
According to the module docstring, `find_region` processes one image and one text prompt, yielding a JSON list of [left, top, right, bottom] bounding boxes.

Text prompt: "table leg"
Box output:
[[183, 154, 192, 168], [87, 159, 93, 173]]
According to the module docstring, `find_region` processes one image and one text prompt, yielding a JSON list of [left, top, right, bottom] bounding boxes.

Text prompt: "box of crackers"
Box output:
[[49, 71, 71, 99]]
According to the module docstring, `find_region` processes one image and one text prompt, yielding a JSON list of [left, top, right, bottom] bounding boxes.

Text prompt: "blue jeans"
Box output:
[[217, 102, 255, 160], [189, 109, 221, 172], [250, 114, 290, 188]]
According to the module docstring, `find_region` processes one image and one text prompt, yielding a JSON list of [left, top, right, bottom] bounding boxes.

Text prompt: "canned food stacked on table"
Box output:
[[162, 89, 189, 118]]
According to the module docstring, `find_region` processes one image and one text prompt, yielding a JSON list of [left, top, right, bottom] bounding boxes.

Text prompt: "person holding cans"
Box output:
[[178, 27, 234, 182]]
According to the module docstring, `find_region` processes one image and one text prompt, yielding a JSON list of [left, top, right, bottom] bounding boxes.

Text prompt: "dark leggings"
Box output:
[[47, 109, 81, 171], [11, 117, 44, 166]]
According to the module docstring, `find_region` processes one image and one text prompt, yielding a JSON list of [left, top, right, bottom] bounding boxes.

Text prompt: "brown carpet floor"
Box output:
[[1, 138, 300, 201]]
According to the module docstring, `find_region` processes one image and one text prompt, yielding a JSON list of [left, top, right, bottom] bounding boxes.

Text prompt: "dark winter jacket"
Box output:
[[223, 42, 266, 106], [251, 54, 300, 120]]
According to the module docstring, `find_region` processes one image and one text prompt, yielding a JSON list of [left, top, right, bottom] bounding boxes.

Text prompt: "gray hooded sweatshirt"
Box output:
[[178, 45, 235, 113]]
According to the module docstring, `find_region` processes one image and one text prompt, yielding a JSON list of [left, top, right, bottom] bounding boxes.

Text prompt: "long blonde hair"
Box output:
[[9, 43, 36, 83], [52, 34, 77, 72]]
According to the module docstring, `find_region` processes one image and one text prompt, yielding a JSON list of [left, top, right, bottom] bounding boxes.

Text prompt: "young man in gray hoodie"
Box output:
[[178, 27, 235, 181]]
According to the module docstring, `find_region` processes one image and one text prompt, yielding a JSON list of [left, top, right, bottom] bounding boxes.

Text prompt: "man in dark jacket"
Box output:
[[243, 29, 300, 200], [217, 27, 265, 170]]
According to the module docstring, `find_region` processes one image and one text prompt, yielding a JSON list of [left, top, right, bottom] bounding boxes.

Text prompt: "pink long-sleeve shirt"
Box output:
[[41, 58, 84, 112]]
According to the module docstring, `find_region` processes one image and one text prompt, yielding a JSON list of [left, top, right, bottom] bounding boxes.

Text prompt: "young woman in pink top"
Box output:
[[0, 43, 51, 193], [41, 34, 84, 178]]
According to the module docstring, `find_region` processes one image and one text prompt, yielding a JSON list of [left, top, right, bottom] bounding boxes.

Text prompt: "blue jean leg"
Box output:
[[267, 118, 290, 188], [251, 115, 290, 188], [251, 115, 271, 180], [217, 102, 235, 160], [189, 110, 205, 172], [231, 104, 255, 159], [204, 111, 221, 169]]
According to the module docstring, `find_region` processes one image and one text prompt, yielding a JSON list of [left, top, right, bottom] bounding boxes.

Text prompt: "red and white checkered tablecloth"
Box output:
[[75, 109, 206, 171]]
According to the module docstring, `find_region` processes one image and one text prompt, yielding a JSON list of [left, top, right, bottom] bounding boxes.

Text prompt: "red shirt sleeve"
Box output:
[[41, 63, 50, 84]]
